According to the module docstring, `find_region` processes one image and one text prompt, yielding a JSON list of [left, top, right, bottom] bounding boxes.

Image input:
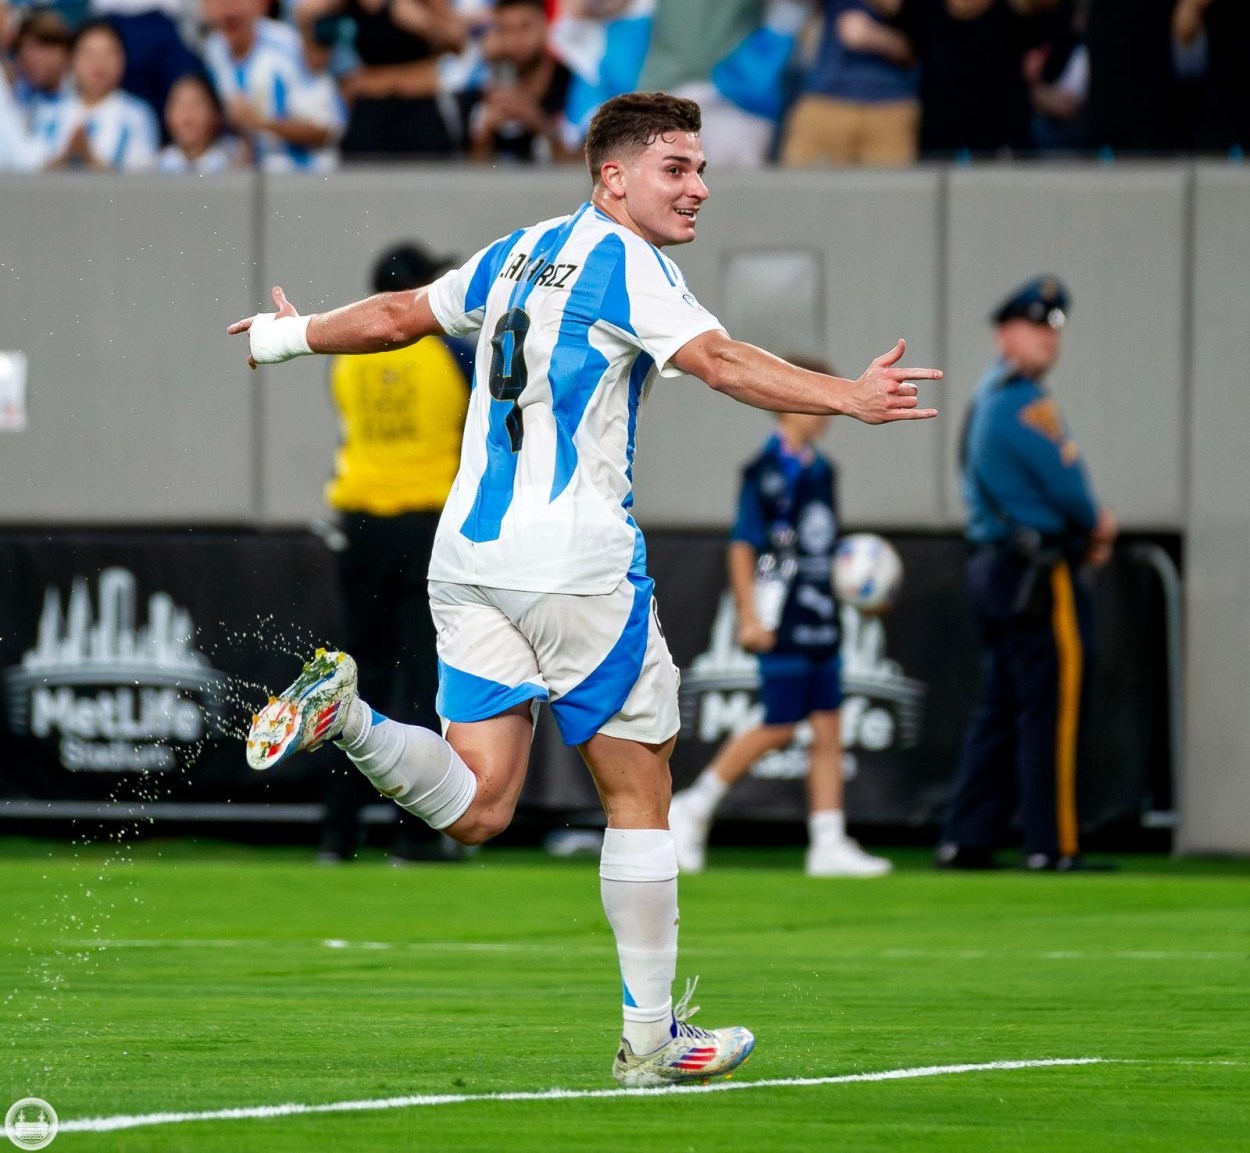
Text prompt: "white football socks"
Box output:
[[334, 698, 477, 830], [809, 808, 847, 848], [600, 828, 680, 1056]]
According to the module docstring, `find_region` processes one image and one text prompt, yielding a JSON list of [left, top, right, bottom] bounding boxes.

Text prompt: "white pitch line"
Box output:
[[60, 939, 1248, 961], [60, 1059, 1104, 1134], [59, 939, 550, 952]]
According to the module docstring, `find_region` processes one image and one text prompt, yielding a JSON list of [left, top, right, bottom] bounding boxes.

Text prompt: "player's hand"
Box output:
[[227, 286, 300, 369], [738, 619, 776, 653], [847, 339, 941, 424]]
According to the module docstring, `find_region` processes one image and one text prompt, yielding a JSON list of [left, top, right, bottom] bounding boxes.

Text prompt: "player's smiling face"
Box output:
[[598, 131, 709, 248]]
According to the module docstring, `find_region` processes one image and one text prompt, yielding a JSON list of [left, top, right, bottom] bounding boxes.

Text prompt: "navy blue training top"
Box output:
[[732, 434, 842, 655]]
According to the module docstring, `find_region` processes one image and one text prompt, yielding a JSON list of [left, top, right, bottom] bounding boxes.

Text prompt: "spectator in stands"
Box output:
[[35, 18, 160, 169], [1173, 0, 1250, 154], [0, 0, 15, 55], [463, 0, 575, 163], [158, 70, 249, 171], [1023, 0, 1087, 154], [436, 0, 494, 98], [10, 9, 74, 128], [548, 0, 653, 145], [88, 0, 202, 125], [202, 0, 342, 171], [639, 0, 807, 167], [296, 12, 349, 158], [0, 63, 43, 169], [888, 0, 1057, 158], [1083, 0, 1177, 154], [294, 0, 467, 159], [780, 0, 920, 167]]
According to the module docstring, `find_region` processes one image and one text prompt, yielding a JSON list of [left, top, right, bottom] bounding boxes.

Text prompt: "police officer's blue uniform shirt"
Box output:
[[732, 434, 841, 654], [962, 358, 1099, 546]]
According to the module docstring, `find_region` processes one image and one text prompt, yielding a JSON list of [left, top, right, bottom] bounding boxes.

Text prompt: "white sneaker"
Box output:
[[612, 980, 754, 1087], [246, 649, 358, 771], [805, 838, 893, 878], [668, 790, 711, 874]]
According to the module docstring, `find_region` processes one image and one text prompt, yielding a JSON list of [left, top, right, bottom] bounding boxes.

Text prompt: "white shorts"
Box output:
[[429, 575, 680, 747]]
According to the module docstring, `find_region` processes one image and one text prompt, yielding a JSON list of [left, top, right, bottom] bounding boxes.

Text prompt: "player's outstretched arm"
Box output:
[[227, 285, 445, 369], [672, 330, 940, 424]]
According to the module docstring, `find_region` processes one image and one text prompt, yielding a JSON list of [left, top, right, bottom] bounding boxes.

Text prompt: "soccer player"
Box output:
[[669, 396, 893, 878], [229, 91, 940, 1086]]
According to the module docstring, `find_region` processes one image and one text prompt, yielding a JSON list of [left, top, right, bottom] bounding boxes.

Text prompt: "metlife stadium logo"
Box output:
[[3, 567, 228, 772], [678, 593, 925, 781]]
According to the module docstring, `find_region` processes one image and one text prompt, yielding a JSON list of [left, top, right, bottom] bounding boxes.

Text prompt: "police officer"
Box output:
[[937, 275, 1117, 871]]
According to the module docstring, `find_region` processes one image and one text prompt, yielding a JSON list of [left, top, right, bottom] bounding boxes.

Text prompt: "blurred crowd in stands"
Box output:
[[0, 0, 1246, 173]]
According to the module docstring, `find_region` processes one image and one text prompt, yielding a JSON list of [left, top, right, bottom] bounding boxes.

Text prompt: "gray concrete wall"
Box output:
[[1180, 165, 1250, 855], [0, 162, 1246, 852], [0, 164, 1199, 532], [0, 173, 258, 522]]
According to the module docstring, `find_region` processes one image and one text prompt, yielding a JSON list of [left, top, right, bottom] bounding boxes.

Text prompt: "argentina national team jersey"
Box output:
[[426, 202, 724, 594], [32, 89, 159, 170], [204, 19, 339, 172]]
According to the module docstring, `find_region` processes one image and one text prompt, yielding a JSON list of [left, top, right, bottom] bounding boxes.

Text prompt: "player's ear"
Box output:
[[600, 160, 626, 199]]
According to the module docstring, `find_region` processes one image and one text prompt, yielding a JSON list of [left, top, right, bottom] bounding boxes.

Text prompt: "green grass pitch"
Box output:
[[3, 838, 1248, 1152]]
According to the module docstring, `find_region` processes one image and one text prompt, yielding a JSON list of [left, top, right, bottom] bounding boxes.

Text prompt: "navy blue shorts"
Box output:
[[756, 651, 843, 726]]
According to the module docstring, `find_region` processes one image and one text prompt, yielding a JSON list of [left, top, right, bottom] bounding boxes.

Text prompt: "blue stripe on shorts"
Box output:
[[436, 659, 548, 724], [550, 572, 653, 747]]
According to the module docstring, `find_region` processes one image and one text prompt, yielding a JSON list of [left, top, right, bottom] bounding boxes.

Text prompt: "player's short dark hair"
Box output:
[[493, 0, 546, 12], [584, 92, 702, 182]]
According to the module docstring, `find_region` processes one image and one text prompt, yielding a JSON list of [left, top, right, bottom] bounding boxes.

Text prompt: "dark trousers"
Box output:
[[321, 510, 442, 858], [942, 547, 1093, 859]]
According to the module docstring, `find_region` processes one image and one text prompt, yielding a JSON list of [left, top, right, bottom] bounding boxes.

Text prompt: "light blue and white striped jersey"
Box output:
[[157, 138, 244, 174], [31, 89, 159, 170], [13, 77, 72, 132], [427, 202, 724, 594], [0, 71, 42, 171], [204, 18, 340, 172]]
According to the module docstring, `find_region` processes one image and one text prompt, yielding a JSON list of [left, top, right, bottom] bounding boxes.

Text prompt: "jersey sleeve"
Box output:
[[427, 228, 529, 338], [617, 242, 725, 377], [1002, 396, 1100, 531]]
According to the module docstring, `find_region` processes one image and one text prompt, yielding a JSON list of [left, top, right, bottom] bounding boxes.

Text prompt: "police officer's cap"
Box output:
[[990, 275, 1070, 329], [371, 242, 457, 293]]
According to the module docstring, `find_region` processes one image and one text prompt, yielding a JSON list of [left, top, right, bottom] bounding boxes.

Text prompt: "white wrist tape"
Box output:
[[249, 313, 313, 364]]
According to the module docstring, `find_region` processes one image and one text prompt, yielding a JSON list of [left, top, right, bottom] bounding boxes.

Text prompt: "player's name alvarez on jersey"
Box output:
[[497, 251, 581, 289]]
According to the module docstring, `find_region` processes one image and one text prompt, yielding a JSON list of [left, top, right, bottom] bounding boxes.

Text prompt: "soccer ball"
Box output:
[[833, 533, 903, 614]]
